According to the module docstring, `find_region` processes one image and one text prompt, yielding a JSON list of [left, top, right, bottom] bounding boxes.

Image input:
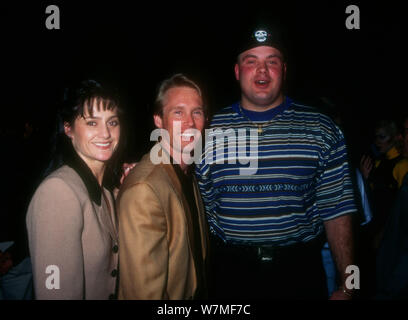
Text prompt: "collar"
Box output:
[[172, 161, 194, 180], [65, 151, 103, 206], [232, 96, 291, 121], [386, 146, 400, 160], [156, 142, 194, 176]]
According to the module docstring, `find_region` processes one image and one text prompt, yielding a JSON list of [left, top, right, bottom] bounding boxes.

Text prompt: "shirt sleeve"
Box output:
[[26, 177, 85, 299], [117, 182, 169, 299], [315, 122, 357, 221], [195, 150, 220, 235]]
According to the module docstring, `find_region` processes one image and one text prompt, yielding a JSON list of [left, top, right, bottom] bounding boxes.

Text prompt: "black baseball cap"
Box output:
[[236, 24, 287, 60]]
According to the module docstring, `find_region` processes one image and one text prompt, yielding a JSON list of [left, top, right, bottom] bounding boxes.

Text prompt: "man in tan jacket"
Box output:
[[117, 74, 209, 299]]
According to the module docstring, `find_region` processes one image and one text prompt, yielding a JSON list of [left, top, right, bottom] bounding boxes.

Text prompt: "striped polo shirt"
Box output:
[[195, 97, 357, 246]]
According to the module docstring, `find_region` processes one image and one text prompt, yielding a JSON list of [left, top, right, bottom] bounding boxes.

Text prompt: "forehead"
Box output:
[[375, 127, 388, 133], [163, 86, 202, 109], [81, 99, 118, 117], [239, 45, 283, 61]]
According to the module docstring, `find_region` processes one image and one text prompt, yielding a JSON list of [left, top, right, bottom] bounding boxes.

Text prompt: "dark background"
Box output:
[[2, 1, 406, 161], [1, 1, 406, 244], [0, 2, 406, 303]]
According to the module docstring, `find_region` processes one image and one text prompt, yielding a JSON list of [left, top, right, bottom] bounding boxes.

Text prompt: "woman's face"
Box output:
[[374, 127, 395, 154], [65, 102, 120, 170]]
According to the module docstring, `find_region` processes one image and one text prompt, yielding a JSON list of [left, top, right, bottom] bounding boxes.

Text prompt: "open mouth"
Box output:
[[94, 142, 112, 149], [254, 79, 270, 88], [180, 133, 195, 141]]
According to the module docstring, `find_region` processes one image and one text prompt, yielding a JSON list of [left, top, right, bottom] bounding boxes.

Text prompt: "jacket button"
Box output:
[[111, 269, 118, 277], [112, 245, 118, 253]]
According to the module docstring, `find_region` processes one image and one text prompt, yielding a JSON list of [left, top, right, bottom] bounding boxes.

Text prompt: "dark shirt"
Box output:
[[368, 152, 402, 236], [172, 163, 205, 299], [376, 173, 408, 298]]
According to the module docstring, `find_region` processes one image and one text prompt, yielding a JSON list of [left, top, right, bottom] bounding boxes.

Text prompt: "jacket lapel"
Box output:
[[102, 189, 119, 242], [192, 175, 209, 261], [67, 151, 118, 242], [92, 190, 118, 243], [159, 147, 207, 296], [162, 164, 196, 256]]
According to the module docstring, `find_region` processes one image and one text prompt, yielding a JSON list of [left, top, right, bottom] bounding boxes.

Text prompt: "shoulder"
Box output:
[[394, 158, 408, 176], [289, 100, 319, 113], [121, 153, 166, 185], [214, 104, 237, 116], [290, 99, 344, 139], [395, 157, 408, 167], [118, 152, 171, 198], [210, 103, 241, 128], [289, 100, 334, 124], [27, 166, 85, 222], [38, 165, 87, 198], [37, 166, 82, 193]]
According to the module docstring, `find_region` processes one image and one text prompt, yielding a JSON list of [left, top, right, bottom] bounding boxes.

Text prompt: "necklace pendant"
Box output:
[[257, 126, 263, 134]]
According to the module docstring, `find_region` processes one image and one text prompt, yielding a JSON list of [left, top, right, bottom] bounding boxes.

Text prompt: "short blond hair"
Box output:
[[153, 74, 205, 117]]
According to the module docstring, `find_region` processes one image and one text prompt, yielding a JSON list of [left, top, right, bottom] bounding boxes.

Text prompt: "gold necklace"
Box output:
[[238, 98, 286, 134]]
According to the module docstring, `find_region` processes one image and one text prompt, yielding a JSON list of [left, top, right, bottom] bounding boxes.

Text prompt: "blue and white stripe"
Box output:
[[195, 97, 357, 246]]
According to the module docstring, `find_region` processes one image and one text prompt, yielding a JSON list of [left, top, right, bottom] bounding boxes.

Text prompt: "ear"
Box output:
[[64, 122, 73, 138], [283, 62, 287, 81], [153, 114, 163, 129], [234, 63, 240, 81]]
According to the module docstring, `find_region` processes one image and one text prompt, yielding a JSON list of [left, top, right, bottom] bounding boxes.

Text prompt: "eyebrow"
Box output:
[[241, 54, 282, 61], [170, 105, 203, 110], [83, 115, 119, 120]]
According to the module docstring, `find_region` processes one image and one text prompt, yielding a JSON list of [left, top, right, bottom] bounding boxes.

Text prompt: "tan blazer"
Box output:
[[117, 151, 209, 300], [26, 165, 119, 299]]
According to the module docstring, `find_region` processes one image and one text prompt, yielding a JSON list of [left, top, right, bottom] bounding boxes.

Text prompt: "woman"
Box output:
[[26, 79, 124, 299]]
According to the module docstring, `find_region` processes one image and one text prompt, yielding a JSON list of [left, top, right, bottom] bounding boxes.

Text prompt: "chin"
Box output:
[[94, 152, 114, 162]]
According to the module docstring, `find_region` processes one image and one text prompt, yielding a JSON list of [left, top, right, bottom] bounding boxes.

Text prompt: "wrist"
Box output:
[[339, 286, 354, 298]]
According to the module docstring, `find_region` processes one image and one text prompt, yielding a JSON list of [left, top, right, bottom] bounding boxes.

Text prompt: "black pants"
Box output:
[[209, 235, 328, 300]]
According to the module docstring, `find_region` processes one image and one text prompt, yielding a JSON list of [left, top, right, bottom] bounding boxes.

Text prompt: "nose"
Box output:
[[184, 113, 194, 128], [100, 124, 111, 139], [257, 60, 268, 73]]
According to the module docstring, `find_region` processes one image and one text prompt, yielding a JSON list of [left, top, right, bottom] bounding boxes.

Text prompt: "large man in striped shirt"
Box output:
[[196, 24, 357, 299]]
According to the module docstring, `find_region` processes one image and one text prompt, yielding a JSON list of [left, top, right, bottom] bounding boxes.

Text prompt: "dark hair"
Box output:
[[44, 79, 126, 188], [375, 119, 399, 138], [60, 79, 120, 124], [153, 74, 207, 117]]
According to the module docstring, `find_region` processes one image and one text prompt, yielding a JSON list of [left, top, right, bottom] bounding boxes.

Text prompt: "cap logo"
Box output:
[[254, 30, 267, 42]]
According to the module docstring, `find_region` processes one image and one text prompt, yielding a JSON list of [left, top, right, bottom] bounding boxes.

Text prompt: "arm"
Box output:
[[360, 154, 373, 180], [316, 123, 357, 299], [324, 214, 355, 300], [26, 178, 84, 299], [112, 162, 138, 199], [195, 157, 219, 229], [117, 182, 169, 300]]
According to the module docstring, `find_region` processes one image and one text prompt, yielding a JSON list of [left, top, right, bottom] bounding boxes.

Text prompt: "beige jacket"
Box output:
[[26, 165, 119, 299], [117, 151, 209, 300]]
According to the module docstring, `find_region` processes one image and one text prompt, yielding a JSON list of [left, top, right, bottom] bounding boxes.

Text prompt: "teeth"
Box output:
[[181, 133, 195, 138], [257, 80, 267, 84], [95, 142, 110, 147]]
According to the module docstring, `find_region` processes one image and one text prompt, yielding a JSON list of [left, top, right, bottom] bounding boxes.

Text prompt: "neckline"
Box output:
[[65, 150, 104, 206], [236, 97, 290, 134], [237, 97, 290, 122]]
